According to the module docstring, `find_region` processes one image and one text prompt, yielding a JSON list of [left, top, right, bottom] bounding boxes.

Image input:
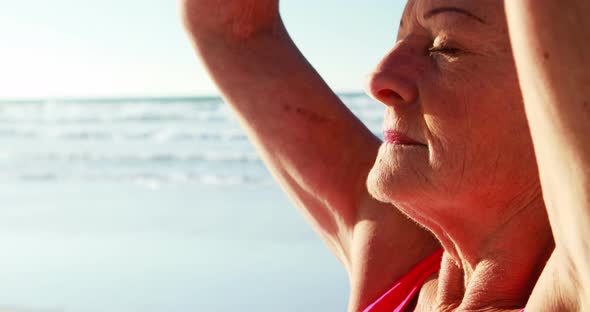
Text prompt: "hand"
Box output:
[[181, 0, 280, 39]]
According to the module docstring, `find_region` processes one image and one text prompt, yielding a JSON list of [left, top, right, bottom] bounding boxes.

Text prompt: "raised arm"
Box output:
[[180, 1, 439, 310], [181, 0, 376, 265], [505, 1, 590, 309]]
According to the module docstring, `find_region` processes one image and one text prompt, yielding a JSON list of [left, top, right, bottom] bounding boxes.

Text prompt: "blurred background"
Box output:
[[0, 1, 403, 311]]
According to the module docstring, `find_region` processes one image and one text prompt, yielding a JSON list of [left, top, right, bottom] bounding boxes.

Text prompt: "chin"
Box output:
[[367, 162, 395, 204], [367, 143, 431, 205]]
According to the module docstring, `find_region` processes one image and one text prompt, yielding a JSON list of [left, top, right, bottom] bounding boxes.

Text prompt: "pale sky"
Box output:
[[0, 1, 405, 99]]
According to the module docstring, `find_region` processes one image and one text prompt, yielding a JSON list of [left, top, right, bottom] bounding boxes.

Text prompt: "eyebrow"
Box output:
[[424, 7, 486, 24]]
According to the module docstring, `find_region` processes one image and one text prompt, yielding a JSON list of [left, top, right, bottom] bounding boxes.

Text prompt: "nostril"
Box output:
[[377, 89, 403, 102]]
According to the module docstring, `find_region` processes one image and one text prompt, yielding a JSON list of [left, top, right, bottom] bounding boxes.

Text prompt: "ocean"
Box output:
[[0, 94, 385, 312]]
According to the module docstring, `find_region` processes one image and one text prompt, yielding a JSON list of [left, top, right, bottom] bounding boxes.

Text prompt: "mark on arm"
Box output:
[[543, 51, 550, 60], [281, 103, 331, 124]]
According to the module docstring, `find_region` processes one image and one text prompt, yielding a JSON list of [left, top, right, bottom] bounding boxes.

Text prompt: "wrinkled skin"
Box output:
[[367, 0, 539, 230], [365, 1, 556, 310]]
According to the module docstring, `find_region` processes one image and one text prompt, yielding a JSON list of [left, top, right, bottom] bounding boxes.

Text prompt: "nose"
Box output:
[[365, 42, 419, 107]]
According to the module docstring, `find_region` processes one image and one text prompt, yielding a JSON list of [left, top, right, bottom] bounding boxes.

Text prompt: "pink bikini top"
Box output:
[[362, 249, 526, 312]]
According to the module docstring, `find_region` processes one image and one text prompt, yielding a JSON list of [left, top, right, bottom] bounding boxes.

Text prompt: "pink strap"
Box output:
[[363, 249, 444, 312]]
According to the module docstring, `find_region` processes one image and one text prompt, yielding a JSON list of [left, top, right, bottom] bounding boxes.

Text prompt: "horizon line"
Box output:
[[0, 90, 366, 104]]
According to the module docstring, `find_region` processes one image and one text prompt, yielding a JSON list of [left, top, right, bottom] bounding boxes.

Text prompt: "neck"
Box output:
[[416, 188, 554, 310]]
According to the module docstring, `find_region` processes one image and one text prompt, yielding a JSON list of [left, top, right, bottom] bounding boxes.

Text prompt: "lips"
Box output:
[[383, 130, 423, 145]]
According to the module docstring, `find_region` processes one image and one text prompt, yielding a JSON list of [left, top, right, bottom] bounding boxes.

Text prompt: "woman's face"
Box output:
[[367, 0, 540, 214]]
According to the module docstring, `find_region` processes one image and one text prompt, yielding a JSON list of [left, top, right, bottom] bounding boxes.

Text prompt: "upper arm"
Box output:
[[505, 0, 590, 308], [524, 250, 580, 311]]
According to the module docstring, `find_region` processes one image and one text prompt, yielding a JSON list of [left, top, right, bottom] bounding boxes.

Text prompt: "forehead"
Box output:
[[401, 0, 505, 26]]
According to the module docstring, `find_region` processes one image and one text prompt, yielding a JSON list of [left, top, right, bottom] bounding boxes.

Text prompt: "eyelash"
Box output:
[[428, 45, 461, 56]]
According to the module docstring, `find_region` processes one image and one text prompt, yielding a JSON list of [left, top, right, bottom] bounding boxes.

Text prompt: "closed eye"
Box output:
[[428, 46, 461, 56]]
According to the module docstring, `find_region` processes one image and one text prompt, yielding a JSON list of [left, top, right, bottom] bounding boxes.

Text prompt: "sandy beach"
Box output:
[[0, 182, 348, 312]]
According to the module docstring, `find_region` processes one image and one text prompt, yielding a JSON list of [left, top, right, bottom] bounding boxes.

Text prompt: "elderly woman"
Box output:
[[181, 0, 590, 311]]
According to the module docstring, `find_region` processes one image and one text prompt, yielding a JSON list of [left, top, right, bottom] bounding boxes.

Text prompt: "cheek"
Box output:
[[422, 71, 535, 197], [421, 76, 475, 177]]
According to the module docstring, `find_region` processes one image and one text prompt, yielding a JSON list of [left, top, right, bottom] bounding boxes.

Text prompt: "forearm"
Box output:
[[505, 0, 590, 304], [186, 16, 345, 133], [181, 0, 280, 40]]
